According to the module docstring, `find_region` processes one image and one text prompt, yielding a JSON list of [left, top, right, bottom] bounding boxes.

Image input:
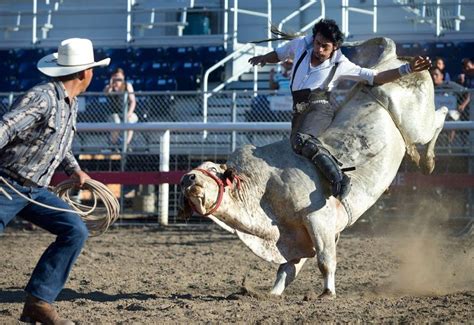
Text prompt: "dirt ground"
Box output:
[[0, 218, 473, 324]]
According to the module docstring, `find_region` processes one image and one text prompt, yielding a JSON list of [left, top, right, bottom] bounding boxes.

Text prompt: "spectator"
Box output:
[[103, 68, 137, 146], [0, 38, 109, 324], [457, 58, 474, 88], [269, 59, 293, 92], [433, 56, 451, 82], [456, 58, 473, 120], [431, 66, 470, 144]]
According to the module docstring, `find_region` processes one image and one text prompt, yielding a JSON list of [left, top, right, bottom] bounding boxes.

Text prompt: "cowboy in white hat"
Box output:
[[0, 38, 109, 325]]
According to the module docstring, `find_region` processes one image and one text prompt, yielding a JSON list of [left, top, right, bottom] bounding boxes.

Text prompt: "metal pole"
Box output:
[[373, 0, 377, 34], [223, 0, 229, 50], [159, 130, 170, 225], [32, 0, 37, 44], [436, 0, 441, 36], [126, 0, 133, 43], [341, 0, 345, 36], [253, 45, 258, 94], [202, 92, 208, 139], [75, 120, 474, 132], [455, 0, 462, 31], [233, 0, 238, 49], [203, 93, 208, 124], [122, 92, 129, 154], [342, 0, 349, 37], [345, 0, 350, 36], [8, 93, 14, 107], [231, 91, 237, 152], [267, 0, 272, 49]]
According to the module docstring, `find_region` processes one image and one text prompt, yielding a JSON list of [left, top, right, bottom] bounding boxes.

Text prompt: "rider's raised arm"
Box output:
[[373, 56, 431, 85], [248, 51, 280, 67]]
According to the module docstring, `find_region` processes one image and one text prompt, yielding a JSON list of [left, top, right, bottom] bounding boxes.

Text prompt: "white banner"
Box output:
[[268, 95, 293, 112]]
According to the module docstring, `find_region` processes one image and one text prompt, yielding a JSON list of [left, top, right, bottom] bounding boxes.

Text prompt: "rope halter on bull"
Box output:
[[0, 177, 120, 236], [188, 168, 241, 217]]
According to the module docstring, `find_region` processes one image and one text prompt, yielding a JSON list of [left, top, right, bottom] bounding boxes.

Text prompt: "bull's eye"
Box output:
[[208, 167, 218, 173]]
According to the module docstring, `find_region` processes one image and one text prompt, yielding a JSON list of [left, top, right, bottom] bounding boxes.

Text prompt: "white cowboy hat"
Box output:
[[37, 38, 110, 77]]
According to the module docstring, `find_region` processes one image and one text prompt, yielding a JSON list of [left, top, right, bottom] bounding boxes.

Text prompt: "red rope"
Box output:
[[188, 168, 241, 217]]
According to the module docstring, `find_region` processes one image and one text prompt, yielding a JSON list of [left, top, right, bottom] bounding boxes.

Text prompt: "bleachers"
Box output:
[[0, 45, 226, 92], [0, 40, 471, 93]]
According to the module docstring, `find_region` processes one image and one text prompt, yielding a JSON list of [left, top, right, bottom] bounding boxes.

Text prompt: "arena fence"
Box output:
[[1, 89, 473, 225]]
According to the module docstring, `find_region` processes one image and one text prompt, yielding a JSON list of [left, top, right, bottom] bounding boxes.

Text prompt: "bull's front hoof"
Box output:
[[420, 155, 435, 175], [318, 288, 336, 300]]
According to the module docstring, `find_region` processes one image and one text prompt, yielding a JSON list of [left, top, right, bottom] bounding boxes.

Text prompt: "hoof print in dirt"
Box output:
[[125, 303, 148, 311], [317, 289, 336, 300], [303, 291, 319, 301], [226, 286, 267, 300]]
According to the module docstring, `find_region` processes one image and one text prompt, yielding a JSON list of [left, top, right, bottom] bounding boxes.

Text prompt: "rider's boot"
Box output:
[[311, 149, 351, 200], [294, 133, 351, 200]]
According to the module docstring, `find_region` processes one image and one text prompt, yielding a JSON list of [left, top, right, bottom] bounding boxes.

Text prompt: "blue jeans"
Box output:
[[0, 176, 89, 304]]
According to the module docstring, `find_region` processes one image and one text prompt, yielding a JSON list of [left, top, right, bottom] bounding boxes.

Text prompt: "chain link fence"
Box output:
[[1, 88, 473, 224]]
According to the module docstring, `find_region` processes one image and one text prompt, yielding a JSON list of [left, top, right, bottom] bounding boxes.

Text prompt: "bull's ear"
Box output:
[[177, 191, 193, 221], [219, 164, 227, 171], [223, 167, 238, 189]]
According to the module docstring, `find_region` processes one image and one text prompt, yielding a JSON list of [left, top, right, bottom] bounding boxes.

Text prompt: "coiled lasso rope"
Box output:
[[54, 179, 120, 235], [0, 177, 120, 236]]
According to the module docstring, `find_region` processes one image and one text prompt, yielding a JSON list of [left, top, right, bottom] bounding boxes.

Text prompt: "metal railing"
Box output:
[[0, 88, 474, 158], [278, 0, 326, 42], [396, 0, 466, 36], [1, 88, 473, 223], [71, 117, 474, 225], [202, 0, 273, 128], [341, 0, 377, 37], [202, 0, 327, 128], [0, 0, 471, 48]]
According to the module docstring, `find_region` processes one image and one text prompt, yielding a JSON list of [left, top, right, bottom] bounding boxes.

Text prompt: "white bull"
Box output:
[[179, 38, 448, 298]]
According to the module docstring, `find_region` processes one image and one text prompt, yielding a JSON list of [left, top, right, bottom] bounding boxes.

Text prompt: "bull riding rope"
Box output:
[[0, 177, 120, 236]]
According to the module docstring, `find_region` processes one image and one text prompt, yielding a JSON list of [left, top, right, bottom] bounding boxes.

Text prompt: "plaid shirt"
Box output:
[[0, 80, 80, 187]]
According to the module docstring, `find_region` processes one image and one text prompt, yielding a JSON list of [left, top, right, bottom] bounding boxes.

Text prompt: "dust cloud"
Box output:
[[385, 197, 474, 295]]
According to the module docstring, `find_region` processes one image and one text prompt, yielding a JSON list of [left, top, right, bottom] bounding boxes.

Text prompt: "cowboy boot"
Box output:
[[298, 134, 351, 200], [311, 148, 351, 200], [19, 294, 74, 325]]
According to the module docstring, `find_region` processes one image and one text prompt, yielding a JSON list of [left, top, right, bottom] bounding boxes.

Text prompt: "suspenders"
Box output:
[[290, 50, 308, 91]]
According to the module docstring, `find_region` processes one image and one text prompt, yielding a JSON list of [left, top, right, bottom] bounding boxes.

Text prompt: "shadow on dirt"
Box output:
[[57, 289, 158, 303]]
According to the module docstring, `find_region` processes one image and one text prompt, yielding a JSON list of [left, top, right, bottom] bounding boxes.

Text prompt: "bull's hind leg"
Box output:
[[420, 106, 448, 174], [270, 258, 307, 295], [303, 207, 338, 298]]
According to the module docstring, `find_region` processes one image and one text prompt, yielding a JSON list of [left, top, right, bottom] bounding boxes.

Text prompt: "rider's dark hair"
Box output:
[[312, 19, 344, 48], [250, 18, 344, 46], [250, 24, 301, 44]]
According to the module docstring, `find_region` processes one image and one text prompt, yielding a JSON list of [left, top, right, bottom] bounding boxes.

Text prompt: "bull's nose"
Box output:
[[181, 173, 196, 187]]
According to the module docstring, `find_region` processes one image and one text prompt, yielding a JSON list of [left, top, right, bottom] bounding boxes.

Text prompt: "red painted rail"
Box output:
[[51, 171, 474, 189], [51, 171, 187, 186]]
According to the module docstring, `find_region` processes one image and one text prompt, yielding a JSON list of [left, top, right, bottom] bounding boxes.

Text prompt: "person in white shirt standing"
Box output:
[[249, 19, 431, 200]]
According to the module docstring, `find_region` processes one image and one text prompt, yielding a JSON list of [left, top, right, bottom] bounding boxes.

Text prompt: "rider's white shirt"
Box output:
[[275, 35, 377, 92]]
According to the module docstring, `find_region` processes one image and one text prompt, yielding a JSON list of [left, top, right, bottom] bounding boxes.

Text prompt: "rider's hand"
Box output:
[[410, 56, 431, 72], [248, 55, 267, 67]]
